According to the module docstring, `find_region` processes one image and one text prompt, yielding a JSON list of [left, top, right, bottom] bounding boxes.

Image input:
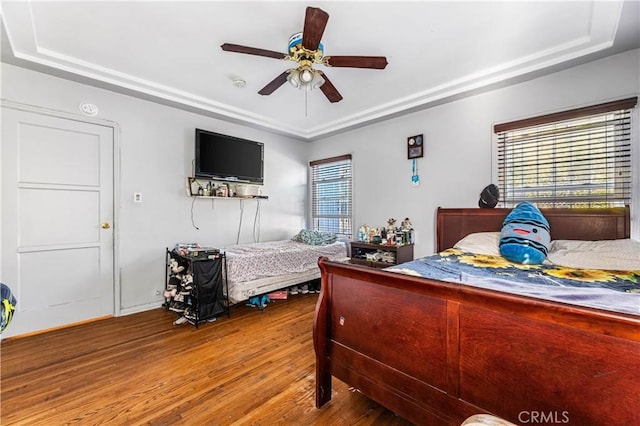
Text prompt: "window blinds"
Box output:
[[495, 97, 637, 208], [310, 155, 352, 238]]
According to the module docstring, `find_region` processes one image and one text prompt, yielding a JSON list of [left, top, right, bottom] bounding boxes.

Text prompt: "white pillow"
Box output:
[[454, 232, 501, 256], [548, 239, 640, 270]]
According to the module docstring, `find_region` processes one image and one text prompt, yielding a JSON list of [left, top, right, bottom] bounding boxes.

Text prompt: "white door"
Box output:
[[1, 106, 115, 338]]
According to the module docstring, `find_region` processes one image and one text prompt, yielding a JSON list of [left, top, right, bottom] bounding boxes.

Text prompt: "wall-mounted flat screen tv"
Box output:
[[195, 129, 264, 185]]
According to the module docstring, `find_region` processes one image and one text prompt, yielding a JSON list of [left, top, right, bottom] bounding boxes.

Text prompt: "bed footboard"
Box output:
[[313, 258, 640, 426]]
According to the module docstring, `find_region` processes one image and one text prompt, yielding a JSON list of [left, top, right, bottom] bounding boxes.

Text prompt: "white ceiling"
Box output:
[[1, 1, 639, 141]]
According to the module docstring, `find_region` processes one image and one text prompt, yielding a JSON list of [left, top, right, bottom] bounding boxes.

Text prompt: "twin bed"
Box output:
[[313, 207, 639, 425], [222, 239, 348, 304]]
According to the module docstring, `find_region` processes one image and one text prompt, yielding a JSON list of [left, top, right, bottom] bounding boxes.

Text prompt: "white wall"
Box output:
[[308, 49, 640, 258], [2, 48, 638, 316], [1, 63, 308, 313]]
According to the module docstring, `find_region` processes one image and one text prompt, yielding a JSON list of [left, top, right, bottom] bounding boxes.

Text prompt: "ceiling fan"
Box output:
[[221, 6, 388, 103]]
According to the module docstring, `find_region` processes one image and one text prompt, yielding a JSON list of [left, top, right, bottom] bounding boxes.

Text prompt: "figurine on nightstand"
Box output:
[[387, 218, 396, 245], [357, 224, 369, 242], [387, 218, 396, 234], [368, 227, 378, 243], [401, 217, 414, 244]]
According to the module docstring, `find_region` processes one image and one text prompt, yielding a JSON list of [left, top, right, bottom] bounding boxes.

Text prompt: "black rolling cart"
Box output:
[[164, 247, 229, 327]]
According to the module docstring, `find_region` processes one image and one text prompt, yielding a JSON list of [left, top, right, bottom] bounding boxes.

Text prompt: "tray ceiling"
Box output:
[[1, 1, 638, 140]]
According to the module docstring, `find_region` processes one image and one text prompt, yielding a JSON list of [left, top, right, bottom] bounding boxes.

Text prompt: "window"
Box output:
[[495, 97, 637, 208], [310, 154, 352, 238]]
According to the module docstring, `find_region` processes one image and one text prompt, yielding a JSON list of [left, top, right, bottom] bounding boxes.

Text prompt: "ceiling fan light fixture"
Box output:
[[310, 72, 325, 90], [300, 68, 314, 83], [288, 65, 324, 91], [287, 69, 301, 88]]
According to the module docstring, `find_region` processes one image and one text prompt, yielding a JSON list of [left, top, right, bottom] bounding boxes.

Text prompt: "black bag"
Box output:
[[192, 258, 226, 320]]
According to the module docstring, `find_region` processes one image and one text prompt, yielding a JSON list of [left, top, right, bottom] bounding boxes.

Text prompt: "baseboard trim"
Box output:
[[2, 315, 112, 341], [119, 301, 164, 316]]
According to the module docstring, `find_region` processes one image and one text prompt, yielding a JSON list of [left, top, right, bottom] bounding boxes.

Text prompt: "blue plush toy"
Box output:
[[499, 202, 550, 264]]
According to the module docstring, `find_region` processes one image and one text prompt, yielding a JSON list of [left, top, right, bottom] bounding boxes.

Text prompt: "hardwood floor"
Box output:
[[1, 293, 413, 425]]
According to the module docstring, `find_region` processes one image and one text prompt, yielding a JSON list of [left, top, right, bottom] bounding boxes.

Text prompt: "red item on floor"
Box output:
[[267, 290, 288, 300]]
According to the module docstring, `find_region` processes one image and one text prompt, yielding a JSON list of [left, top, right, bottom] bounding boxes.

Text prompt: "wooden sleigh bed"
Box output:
[[313, 207, 639, 426]]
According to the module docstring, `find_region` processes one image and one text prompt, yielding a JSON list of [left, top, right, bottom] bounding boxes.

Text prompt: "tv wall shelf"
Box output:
[[186, 177, 267, 199]]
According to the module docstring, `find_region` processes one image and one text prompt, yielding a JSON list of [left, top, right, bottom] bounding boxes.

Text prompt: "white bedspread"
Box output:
[[223, 240, 348, 283]]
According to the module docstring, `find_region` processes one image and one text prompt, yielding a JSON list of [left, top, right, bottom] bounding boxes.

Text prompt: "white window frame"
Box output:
[[309, 154, 353, 239]]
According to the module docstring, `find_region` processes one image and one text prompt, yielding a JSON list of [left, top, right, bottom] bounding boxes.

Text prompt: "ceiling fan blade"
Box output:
[[324, 56, 388, 69], [302, 7, 329, 51], [221, 43, 287, 60], [258, 70, 290, 96], [318, 71, 343, 103]]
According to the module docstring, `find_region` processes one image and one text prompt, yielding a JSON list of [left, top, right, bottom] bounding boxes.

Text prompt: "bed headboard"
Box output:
[[436, 206, 630, 252]]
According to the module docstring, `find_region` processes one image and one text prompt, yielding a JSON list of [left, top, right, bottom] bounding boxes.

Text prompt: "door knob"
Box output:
[[101, 222, 111, 229]]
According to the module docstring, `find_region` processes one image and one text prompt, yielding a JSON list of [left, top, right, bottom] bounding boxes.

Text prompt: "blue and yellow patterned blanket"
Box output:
[[386, 249, 640, 315]]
